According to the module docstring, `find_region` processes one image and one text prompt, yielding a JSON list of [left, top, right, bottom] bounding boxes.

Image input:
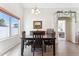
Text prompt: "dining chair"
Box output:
[[22, 31, 33, 48], [32, 31, 45, 56], [44, 29, 56, 52]]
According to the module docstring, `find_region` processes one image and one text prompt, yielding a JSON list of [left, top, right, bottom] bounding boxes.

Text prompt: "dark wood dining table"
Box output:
[[21, 35, 56, 56]]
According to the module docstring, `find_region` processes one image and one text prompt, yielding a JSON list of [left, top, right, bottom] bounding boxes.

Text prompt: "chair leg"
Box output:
[[33, 46, 35, 56], [51, 45, 52, 48], [33, 51, 34, 56], [42, 45, 43, 56], [33, 48, 35, 56], [44, 45, 46, 52]]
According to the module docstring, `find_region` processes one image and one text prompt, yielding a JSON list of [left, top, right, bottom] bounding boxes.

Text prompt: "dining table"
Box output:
[[21, 35, 56, 56]]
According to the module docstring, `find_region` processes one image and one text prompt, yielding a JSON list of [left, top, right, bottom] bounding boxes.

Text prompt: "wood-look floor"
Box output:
[[2, 40, 79, 56]]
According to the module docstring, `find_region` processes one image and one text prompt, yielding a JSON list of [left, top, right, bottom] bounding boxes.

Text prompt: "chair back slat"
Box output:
[[22, 31, 26, 38], [32, 31, 45, 48]]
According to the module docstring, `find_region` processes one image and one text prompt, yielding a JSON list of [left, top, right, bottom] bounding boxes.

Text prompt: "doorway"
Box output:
[[56, 10, 76, 43], [58, 20, 66, 40], [57, 17, 72, 41]]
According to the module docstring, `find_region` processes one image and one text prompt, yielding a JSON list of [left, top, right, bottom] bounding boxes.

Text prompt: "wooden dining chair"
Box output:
[[32, 31, 45, 56], [44, 29, 56, 52], [22, 31, 33, 48]]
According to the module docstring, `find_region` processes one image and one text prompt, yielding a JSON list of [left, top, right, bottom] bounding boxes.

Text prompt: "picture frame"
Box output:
[[33, 21, 42, 29]]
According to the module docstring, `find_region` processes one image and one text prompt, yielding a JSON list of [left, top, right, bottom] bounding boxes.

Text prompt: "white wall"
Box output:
[[66, 19, 72, 42], [23, 8, 79, 43], [23, 8, 55, 35], [0, 3, 23, 55], [75, 8, 79, 43]]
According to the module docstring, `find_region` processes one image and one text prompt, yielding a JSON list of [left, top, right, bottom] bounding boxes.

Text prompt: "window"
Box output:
[[0, 11, 19, 40], [11, 17, 19, 36], [0, 12, 10, 39]]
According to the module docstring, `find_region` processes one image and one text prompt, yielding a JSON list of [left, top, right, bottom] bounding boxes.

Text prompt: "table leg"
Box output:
[[21, 39, 24, 56], [53, 40, 55, 56]]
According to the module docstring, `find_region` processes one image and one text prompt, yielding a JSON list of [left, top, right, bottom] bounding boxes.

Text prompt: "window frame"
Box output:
[[0, 7, 20, 41]]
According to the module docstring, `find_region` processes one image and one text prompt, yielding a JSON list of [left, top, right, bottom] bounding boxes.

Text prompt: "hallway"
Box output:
[[2, 40, 79, 56]]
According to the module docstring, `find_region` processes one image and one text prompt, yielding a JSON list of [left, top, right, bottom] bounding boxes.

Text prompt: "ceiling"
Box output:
[[21, 3, 79, 8]]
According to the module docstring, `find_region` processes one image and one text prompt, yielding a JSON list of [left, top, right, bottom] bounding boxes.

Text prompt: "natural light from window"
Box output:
[[0, 12, 19, 41]]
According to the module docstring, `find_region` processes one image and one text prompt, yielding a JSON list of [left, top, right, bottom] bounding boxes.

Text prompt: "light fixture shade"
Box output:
[[32, 7, 40, 15], [32, 8, 34, 14]]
